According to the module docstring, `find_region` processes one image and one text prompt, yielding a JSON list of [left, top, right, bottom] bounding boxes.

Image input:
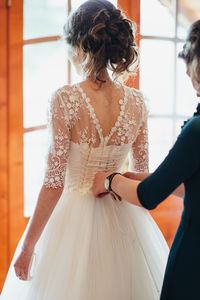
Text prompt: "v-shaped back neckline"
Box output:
[[76, 82, 128, 144]]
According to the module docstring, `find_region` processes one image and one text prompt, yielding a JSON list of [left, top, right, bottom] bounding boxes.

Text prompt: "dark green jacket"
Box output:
[[137, 111, 200, 300]]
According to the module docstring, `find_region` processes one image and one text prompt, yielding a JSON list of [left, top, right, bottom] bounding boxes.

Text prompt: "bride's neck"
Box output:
[[83, 69, 114, 90]]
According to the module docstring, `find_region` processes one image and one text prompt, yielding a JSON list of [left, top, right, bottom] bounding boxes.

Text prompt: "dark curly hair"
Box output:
[[63, 0, 138, 81], [179, 20, 200, 83]]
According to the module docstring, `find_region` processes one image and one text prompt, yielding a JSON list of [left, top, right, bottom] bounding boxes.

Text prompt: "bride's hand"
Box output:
[[14, 249, 34, 281], [92, 172, 111, 197]]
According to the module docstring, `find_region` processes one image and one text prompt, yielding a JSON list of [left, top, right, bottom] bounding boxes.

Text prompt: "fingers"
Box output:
[[17, 271, 28, 281], [92, 174, 100, 197], [15, 267, 27, 280], [97, 192, 109, 198], [14, 256, 29, 281], [20, 272, 28, 281]]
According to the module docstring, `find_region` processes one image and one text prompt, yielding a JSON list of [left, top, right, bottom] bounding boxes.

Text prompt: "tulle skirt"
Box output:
[[1, 190, 169, 300]]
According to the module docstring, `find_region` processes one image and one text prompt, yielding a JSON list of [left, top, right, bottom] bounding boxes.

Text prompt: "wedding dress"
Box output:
[[0, 82, 169, 300]]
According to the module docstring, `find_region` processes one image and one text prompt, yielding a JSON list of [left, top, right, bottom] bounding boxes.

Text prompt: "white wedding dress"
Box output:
[[1, 82, 169, 300]]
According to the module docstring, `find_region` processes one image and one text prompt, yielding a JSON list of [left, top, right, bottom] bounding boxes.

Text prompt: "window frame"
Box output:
[[0, 0, 9, 289], [139, 0, 187, 146]]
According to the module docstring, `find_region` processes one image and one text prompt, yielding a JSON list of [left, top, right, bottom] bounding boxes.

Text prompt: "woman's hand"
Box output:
[[14, 249, 34, 281], [123, 172, 137, 179], [92, 171, 112, 197], [123, 171, 150, 181]]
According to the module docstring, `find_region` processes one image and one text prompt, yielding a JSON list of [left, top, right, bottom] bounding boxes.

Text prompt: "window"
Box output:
[[23, 0, 117, 216], [139, 0, 200, 171], [23, 0, 200, 216]]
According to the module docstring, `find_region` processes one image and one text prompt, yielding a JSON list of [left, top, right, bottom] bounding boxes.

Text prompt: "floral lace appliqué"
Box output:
[[44, 91, 71, 188]]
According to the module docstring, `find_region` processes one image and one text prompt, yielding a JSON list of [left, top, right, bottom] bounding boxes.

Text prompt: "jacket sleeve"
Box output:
[[137, 117, 200, 209]]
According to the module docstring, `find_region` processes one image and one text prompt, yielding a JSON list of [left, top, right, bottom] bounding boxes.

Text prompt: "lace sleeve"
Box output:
[[43, 90, 70, 189], [129, 98, 149, 172]]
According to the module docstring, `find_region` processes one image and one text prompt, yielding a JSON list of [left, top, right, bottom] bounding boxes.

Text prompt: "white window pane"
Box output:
[[140, 0, 175, 37], [176, 43, 197, 117], [24, 130, 48, 217], [107, 0, 117, 5], [177, 0, 200, 40], [23, 41, 68, 128], [148, 118, 174, 172], [140, 39, 174, 115], [23, 0, 68, 40], [71, 0, 117, 10]]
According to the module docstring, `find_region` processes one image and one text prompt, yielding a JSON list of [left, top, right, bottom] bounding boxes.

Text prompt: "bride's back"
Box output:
[[44, 81, 148, 192]]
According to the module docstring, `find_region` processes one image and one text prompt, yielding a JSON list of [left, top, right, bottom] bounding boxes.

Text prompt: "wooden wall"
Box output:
[[8, 0, 28, 259], [150, 196, 183, 247], [0, 0, 9, 288], [0, 0, 28, 291]]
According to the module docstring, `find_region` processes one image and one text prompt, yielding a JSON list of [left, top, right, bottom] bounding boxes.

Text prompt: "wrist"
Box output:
[[104, 172, 122, 201], [21, 246, 35, 256], [22, 242, 35, 253], [111, 174, 121, 190], [104, 172, 121, 191]]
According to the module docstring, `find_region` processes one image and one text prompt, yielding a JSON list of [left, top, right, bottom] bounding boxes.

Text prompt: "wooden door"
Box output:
[[0, 0, 28, 291]]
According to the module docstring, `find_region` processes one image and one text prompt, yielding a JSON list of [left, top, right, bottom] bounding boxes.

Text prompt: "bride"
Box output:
[[1, 0, 168, 299]]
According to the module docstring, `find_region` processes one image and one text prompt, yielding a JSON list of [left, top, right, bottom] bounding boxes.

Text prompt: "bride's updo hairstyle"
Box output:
[[179, 20, 200, 83], [64, 0, 138, 81]]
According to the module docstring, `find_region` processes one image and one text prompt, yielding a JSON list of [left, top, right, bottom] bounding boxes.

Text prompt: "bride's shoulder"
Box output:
[[123, 85, 143, 97], [49, 84, 81, 107], [122, 85, 145, 105], [51, 84, 78, 98], [121, 85, 148, 118]]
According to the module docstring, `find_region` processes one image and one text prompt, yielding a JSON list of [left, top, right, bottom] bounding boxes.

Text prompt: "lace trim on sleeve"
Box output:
[[132, 124, 149, 172], [130, 91, 149, 172]]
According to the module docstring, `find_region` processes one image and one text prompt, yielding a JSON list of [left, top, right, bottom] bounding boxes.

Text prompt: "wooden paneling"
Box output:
[[0, 0, 28, 291], [8, 0, 28, 261], [118, 0, 140, 89], [118, 0, 140, 24], [0, 0, 9, 289], [150, 195, 183, 247]]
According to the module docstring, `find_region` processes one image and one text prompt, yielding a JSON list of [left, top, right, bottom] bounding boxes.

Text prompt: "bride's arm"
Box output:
[[14, 90, 70, 280], [14, 186, 63, 281], [23, 90, 70, 250], [22, 186, 63, 252]]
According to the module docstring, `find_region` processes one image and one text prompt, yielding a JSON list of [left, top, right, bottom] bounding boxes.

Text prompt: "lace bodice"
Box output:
[[44, 82, 148, 191]]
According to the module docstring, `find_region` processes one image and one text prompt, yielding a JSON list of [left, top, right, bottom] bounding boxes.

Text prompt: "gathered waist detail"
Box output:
[[62, 186, 94, 197]]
